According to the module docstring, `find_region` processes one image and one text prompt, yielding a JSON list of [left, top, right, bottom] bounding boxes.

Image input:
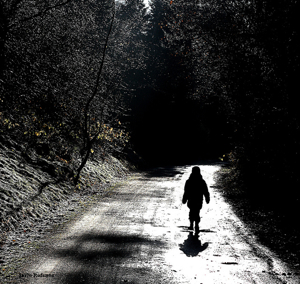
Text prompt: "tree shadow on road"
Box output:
[[144, 166, 184, 178], [179, 232, 209, 257], [31, 232, 171, 284], [51, 232, 164, 261]]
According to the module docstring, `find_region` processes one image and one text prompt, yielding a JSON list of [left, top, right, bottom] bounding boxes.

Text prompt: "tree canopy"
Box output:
[[1, 0, 299, 208]]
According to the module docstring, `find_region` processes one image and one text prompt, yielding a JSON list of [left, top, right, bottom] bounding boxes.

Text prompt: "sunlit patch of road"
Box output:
[[19, 162, 299, 284], [163, 164, 299, 284]]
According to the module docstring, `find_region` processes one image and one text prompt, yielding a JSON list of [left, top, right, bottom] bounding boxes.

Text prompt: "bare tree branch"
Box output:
[[74, 1, 116, 185], [8, 0, 74, 28]]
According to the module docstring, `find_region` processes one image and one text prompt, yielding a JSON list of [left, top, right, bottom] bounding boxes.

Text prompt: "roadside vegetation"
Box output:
[[0, 135, 130, 245]]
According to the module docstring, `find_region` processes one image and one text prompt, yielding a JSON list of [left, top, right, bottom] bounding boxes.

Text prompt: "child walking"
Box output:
[[182, 166, 210, 233]]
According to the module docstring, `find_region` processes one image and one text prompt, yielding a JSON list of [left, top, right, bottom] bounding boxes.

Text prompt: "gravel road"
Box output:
[[16, 162, 299, 283]]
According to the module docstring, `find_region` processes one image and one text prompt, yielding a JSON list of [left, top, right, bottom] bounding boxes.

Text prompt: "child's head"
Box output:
[[191, 166, 201, 176]]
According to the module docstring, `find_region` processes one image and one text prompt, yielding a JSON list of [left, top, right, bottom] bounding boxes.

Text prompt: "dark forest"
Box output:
[[1, 0, 299, 212]]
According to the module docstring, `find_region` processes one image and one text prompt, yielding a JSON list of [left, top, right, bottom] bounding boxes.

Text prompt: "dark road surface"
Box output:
[[18, 163, 299, 283]]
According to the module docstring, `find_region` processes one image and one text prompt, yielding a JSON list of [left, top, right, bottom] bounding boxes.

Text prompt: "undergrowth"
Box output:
[[216, 164, 300, 271]]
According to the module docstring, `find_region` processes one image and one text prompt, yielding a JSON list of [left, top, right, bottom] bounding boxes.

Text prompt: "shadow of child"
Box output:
[[179, 232, 209, 257]]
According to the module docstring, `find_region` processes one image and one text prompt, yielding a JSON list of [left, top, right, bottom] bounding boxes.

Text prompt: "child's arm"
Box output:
[[203, 180, 210, 204], [182, 192, 187, 204], [182, 181, 188, 204]]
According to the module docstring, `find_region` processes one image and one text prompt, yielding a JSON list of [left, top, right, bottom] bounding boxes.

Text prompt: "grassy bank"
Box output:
[[0, 138, 131, 245]]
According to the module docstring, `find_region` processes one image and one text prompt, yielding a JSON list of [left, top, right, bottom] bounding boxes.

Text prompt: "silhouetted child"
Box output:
[[182, 166, 210, 233]]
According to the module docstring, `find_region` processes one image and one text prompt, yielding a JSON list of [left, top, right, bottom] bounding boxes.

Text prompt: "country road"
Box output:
[[16, 162, 299, 283]]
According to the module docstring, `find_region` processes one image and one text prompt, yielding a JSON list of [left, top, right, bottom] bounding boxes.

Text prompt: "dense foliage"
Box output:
[[155, 0, 300, 209], [0, 0, 138, 184], [1, 0, 299, 210], [128, 0, 232, 163], [127, 0, 300, 210], [198, 0, 300, 209]]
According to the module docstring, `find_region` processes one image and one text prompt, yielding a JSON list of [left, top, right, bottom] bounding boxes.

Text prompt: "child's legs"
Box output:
[[189, 208, 201, 223]]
